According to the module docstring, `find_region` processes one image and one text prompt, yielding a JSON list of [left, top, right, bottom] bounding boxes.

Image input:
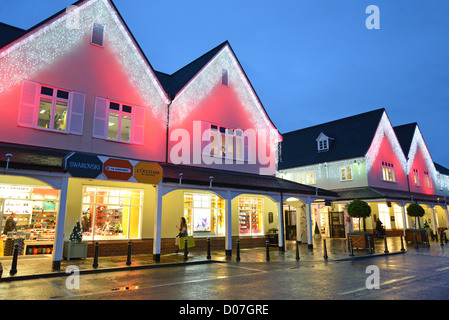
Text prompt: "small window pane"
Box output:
[[108, 113, 119, 140], [54, 101, 68, 131], [38, 98, 52, 129], [92, 23, 104, 46], [57, 90, 69, 99], [121, 115, 131, 142], [122, 105, 132, 113], [109, 102, 120, 110], [41, 86, 53, 96]]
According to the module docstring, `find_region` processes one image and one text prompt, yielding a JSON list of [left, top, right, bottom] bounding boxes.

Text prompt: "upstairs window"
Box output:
[[209, 124, 243, 161], [108, 101, 132, 142], [424, 171, 431, 188], [222, 69, 228, 86], [318, 139, 328, 151], [316, 133, 333, 152], [297, 171, 316, 185], [340, 166, 352, 181], [91, 23, 105, 47], [37, 85, 69, 131], [381, 161, 396, 182], [413, 169, 420, 186]]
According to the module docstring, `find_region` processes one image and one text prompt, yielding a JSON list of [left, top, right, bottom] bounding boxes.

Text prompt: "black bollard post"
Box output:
[[441, 232, 445, 246], [367, 235, 372, 254], [236, 239, 240, 262], [207, 238, 211, 260], [445, 231, 448, 244], [323, 239, 328, 260], [414, 232, 419, 249], [435, 231, 439, 242], [184, 238, 188, 261], [0, 261, 2, 279], [266, 240, 270, 261], [349, 238, 354, 256], [296, 241, 300, 261], [93, 241, 99, 268], [126, 240, 132, 266], [400, 235, 406, 252], [384, 236, 389, 253], [9, 243, 19, 276]]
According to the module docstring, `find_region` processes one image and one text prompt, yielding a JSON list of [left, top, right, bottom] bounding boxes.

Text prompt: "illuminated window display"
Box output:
[[238, 197, 263, 235], [81, 186, 142, 240], [184, 193, 224, 236], [0, 185, 59, 255]]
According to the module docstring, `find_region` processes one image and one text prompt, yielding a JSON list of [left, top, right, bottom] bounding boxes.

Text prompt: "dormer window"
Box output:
[[316, 132, 333, 152], [91, 23, 105, 47]]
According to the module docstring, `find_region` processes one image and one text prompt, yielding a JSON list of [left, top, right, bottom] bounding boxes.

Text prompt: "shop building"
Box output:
[[0, 0, 336, 269], [277, 109, 449, 238]]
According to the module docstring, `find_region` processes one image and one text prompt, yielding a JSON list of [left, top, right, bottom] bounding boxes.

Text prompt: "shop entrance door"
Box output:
[[284, 205, 297, 241], [329, 211, 345, 238]]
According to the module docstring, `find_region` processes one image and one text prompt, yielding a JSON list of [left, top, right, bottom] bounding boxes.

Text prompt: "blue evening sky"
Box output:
[[1, 0, 448, 166]]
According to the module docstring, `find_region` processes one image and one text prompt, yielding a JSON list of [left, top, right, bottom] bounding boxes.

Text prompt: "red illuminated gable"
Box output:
[[0, 0, 169, 113]]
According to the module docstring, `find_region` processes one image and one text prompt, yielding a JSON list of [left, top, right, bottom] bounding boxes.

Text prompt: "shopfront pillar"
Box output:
[[153, 183, 164, 262], [401, 202, 408, 235], [445, 205, 449, 229], [277, 198, 285, 251], [225, 191, 232, 256], [305, 198, 313, 249], [430, 205, 438, 235], [52, 176, 69, 271]]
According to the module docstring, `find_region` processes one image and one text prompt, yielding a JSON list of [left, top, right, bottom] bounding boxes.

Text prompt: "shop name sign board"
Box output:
[[103, 158, 133, 181], [134, 161, 163, 184], [64, 152, 103, 178]]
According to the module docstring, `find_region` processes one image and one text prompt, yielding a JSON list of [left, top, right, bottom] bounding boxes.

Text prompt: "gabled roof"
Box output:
[[393, 123, 417, 157], [154, 41, 229, 99], [278, 108, 385, 170], [0, 22, 26, 48], [435, 162, 449, 176]]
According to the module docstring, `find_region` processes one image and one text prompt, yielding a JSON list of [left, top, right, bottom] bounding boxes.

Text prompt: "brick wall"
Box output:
[[85, 236, 268, 257]]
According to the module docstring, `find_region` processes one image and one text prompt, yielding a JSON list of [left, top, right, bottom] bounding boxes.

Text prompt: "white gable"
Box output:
[[0, 0, 169, 116], [406, 125, 438, 181]]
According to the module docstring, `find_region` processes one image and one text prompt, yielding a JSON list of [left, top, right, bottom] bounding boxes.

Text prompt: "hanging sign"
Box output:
[[64, 152, 103, 178], [103, 158, 133, 181], [134, 161, 163, 184]]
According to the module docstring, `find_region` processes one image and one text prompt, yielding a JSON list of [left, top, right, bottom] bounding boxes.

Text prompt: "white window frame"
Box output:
[[91, 22, 105, 47], [413, 169, 420, 186], [381, 161, 396, 182], [207, 123, 244, 161], [340, 165, 353, 181], [36, 84, 71, 133], [297, 171, 316, 185], [106, 100, 133, 143], [424, 171, 431, 188]]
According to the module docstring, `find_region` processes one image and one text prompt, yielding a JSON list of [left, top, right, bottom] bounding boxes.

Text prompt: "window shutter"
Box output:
[[132, 106, 145, 145], [68, 91, 86, 135], [92, 97, 108, 139], [18, 81, 39, 128]]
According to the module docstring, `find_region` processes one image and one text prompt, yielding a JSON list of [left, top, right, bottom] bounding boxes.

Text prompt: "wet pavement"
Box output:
[[0, 235, 441, 282]]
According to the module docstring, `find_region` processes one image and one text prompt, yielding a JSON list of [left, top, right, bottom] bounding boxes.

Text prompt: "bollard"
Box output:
[[323, 239, 328, 260], [0, 261, 3, 279], [296, 241, 300, 261], [441, 232, 445, 246], [10, 243, 19, 276], [236, 239, 240, 262], [445, 232, 448, 244], [367, 236, 373, 254], [126, 240, 132, 266], [93, 241, 99, 268], [435, 232, 439, 242], [184, 238, 189, 261], [414, 232, 419, 249], [400, 235, 406, 252], [384, 236, 389, 253], [349, 238, 354, 256], [266, 240, 270, 261], [425, 232, 430, 247], [207, 238, 211, 260]]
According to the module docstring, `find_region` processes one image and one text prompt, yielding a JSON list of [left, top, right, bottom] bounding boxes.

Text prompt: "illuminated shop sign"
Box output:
[[64, 152, 103, 178]]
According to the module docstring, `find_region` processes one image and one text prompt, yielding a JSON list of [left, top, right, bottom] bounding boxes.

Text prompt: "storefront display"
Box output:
[[238, 197, 263, 235], [81, 186, 143, 240], [0, 185, 59, 255], [184, 193, 224, 236]]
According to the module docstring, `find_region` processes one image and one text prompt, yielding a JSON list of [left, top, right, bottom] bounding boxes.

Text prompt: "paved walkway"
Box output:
[[0, 236, 445, 282]]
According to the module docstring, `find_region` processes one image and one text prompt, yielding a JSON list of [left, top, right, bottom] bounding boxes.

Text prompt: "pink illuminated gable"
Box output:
[[0, 0, 169, 114]]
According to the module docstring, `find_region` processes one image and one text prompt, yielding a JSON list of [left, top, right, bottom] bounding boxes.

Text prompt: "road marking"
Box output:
[[40, 278, 75, 298], [436, 266, 449, 272], [339, 276, 415, 296]]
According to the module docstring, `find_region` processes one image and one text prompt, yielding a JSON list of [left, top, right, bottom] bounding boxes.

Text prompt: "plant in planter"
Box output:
[[314, 222, 321, 239], [63, 221, 88, 260], [346, 199, 373, 249], [405, 203, 427, 243]]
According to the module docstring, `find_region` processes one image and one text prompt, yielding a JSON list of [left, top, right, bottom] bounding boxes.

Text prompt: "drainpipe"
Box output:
[[165, 101, 172, 164]]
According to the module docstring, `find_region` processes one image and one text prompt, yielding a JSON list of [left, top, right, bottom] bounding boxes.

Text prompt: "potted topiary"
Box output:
[[405, 203, 427, 243], [346, 199, 373, 250], [63, 221, 88, 260]]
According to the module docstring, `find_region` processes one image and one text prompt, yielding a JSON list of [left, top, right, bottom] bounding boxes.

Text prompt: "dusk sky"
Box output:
[[1, 0, 448, 166]]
